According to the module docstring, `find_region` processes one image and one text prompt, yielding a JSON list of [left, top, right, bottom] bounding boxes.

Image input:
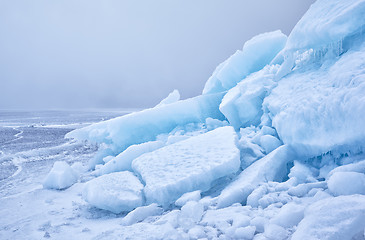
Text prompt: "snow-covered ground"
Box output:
[[2, 0, 365, 239]]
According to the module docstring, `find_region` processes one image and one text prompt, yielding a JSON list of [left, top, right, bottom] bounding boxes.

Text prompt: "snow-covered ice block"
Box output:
[[43, 161, 78, 190], [99, 140, 165, 175], [327, 159, 365, 177], [180, 201, 204, 223], [66, 92, 225, 153], [292, 195, 365, 240], [270, 203, 305, 228], [83, 172, 143, 214], [132, 126, 240, 206], [121, 203, 163, 226], [219, 65, 279, 129], [264, 43, 365, 156], [285, 0, 365, 52], [155, 89, 180, 107], [175, 190, 201, 207], [217, 145, 296, 208], [203, 31, 286, 94], [327, 171, 365, 196]]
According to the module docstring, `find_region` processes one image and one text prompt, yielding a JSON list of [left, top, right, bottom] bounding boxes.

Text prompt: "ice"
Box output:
[[263, 223, 288, 240], [98, 140, 165, 175], [121, 203, 163, 226], [219, 64, 279, 129], [327, 159, 365, 177], [82, 171, 144, 213], [66, 92, 225, 153], [292, 195, 365, 240], [327, 171, 365, 196], [259, 135, 282, 154], [175, 190, 201, 207], [43, 161, 78, 190], [203, 31, 287, 94], [264, 42, 365, 156], [180, 201, 204, 223], [217, 145, 296, 208], [156, 89, 180, 107], [288, 160, 317, 183], [284, 0, 365, 52], [270, 203, 305, 228], [132, 126, 240, 206], [234, 226, 256, 239]]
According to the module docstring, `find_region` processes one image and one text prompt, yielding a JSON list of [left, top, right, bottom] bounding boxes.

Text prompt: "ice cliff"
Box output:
[[62, 0, 365, 238]]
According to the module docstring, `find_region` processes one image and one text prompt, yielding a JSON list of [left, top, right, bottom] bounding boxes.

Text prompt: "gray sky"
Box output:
[[0, 0, 315, 109]]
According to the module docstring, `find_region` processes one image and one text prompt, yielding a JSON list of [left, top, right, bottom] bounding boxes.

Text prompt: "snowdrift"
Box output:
[[62, 0, 365, 238]]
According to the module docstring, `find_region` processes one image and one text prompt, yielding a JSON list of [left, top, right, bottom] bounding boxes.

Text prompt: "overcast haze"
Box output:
[[0, 0, 315, 109]]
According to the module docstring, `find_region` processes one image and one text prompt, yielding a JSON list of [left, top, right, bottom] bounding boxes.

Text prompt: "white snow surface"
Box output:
[[43, 161, 78, 190], [132, 126, 240, 206], [203, 30, 286, 94], [82, 171, 144, 213]]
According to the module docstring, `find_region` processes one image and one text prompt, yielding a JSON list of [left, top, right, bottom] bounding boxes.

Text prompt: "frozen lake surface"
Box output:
[[0, 110, 135, 239]]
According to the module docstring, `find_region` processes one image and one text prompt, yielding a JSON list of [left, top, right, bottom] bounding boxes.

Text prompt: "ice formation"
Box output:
[[43, 161, 78, 190], [65, 91, 225, 153], [203, 30, 287, 94], [132, 126, 240, 206], [82, 171, 144, 213], [58, 0, 365, 238]]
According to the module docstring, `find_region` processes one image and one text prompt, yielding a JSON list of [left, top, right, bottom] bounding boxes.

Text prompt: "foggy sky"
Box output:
[[0, 0, 315, 109]]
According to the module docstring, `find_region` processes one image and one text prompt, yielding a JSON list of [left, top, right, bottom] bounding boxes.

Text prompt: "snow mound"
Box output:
[[285, 0, 365, 52], [83, 172, 144, 213], [175, 190, 201, 207], [132, 126, 240, 206], [203, 30, 286, 94], [43, 161, 78, 190], [66, 92, 225, 153], [217, 145, 296, 208], [292, 195, 365, 240]]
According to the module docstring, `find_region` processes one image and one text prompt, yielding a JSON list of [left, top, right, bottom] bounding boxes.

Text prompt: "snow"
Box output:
[[327, 171, 365, 196], [156, 89, 180, 107], [217, 145, 296, 208], [66, 92, 225, 153], [43, 161, 78, 190], [292, 195, 365, 240], [132, 126, 240, 206], [82, 171, 144, 213], [203, 30, 287, 94]]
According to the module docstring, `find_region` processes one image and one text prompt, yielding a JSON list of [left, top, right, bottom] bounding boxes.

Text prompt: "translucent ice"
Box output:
[[203, 31, 286, 94], [66, 92, 225, 153], [155, 89, 180, 107]]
